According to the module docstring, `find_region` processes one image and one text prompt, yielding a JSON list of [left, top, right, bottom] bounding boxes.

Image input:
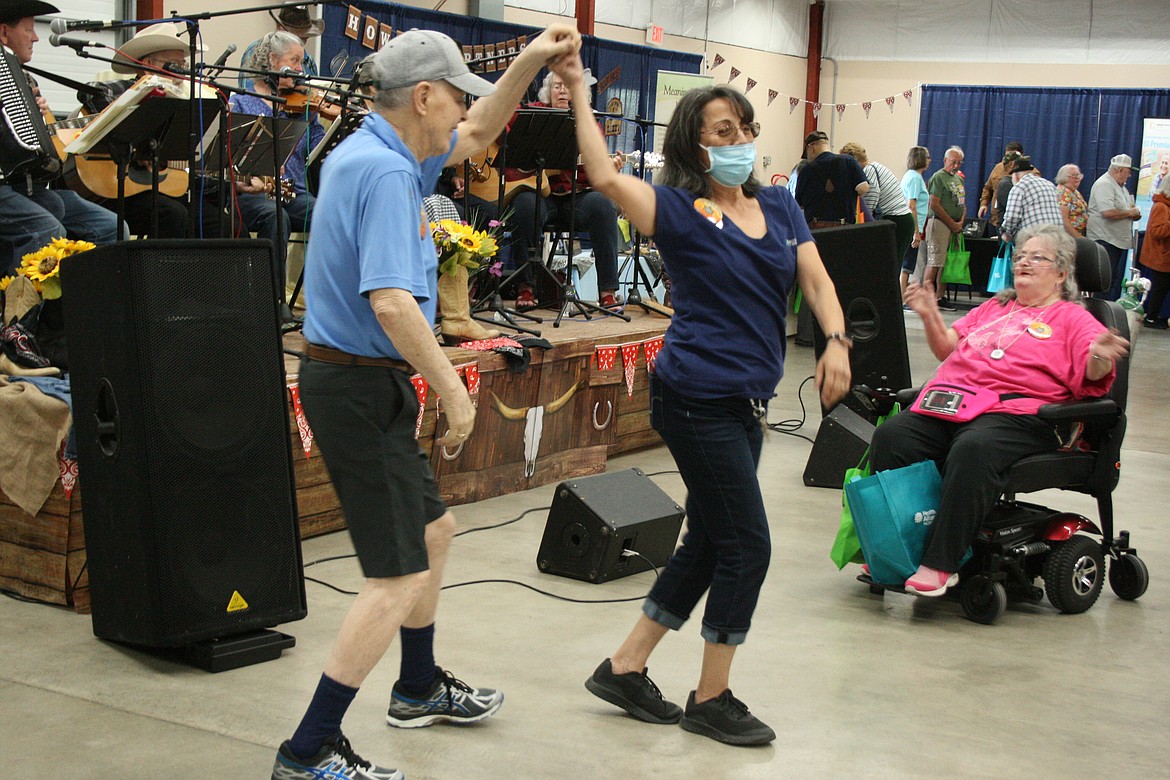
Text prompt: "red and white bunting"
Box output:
[[711, 53, 725, 69], [903, 89, 913, 106], [862, 101, 872, 118], [767, 89, 778, 107], [594, 344, 619, 370], [728, 66, 741, 82], [454, 361, 481, 396], [57, 439, 78, 499], [885, 96, 896, 113], [745, 77, 757, 93], [410, 374, 429, 439], [788, 96, 800, 114], [621, 343, 640, 397], [812, 102, 822, 118], [287, 382, 314, 458], [642, 336, 664, 370], [835, 103, 846, 121]]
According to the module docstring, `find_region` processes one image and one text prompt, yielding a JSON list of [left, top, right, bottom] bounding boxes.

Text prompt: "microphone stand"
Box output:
[[621, 115, 671, 316]]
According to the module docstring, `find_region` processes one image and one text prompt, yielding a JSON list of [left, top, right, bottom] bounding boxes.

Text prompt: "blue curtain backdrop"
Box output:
[[319, 1, 701, 156], [919, 85, 1170, 213]]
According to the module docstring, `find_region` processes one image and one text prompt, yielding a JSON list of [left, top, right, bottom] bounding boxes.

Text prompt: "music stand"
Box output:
[[305, 108, 365, 197]]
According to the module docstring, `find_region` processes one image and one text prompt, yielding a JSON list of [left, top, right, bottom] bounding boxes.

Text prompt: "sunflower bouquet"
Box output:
[[1, 237, 96, 302], [430, 218, 502, 277]]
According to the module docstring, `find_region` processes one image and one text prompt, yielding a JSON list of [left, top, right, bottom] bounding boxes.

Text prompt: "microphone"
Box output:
[[49, 17, 116, 34], [48, 33, 107, 50], [279, 67, 307, 81], [209, 43, 237, 70]]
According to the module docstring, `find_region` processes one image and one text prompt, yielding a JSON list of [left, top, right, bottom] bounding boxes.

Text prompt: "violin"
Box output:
[[279, 87, 342, 121]]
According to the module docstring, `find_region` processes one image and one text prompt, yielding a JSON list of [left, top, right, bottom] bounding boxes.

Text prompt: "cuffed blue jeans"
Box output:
[[642, 374, 771, 646]]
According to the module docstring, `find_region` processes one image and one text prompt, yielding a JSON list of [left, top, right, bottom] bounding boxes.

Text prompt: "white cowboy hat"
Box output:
[[111, 21, 205, 74]]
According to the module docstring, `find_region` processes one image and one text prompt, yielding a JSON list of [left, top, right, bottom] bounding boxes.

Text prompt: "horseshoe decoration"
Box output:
[[592, 400, 613, 430], [440, 430, 464, 460]]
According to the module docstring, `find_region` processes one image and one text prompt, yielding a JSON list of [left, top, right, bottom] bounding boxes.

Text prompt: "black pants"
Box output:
[[871, 411, 1058, 572]]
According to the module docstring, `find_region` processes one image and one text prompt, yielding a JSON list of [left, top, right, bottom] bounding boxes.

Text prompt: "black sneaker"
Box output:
[[584, 658, 683, 724], [936, 297, 957, 311], [680, 689, 776, 746], [271, 734, 403, 780], [1141, 317, 1169, 330], [386, 668, 503, 728]]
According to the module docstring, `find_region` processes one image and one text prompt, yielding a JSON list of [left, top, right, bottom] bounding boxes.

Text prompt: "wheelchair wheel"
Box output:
[[1043, 535, 1104, 614], [1108, 554, 1149, 601], [960, 575, 1007, 625]]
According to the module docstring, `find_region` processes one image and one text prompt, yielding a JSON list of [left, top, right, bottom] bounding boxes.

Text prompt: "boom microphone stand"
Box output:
[[619, 115, 672, 316]]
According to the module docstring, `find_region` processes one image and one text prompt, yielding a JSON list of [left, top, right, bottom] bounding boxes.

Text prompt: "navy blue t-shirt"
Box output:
[[651, 185, 812, 399]]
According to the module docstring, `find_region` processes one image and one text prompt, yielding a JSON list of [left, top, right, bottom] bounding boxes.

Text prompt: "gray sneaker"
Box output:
[[271, 734, 403, 780], [386, 668, 503, 728], [680, 689, 776, 746], [584, 658, 683, 724]]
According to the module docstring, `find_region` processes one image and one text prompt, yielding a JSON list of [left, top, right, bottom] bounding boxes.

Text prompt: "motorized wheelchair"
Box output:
[[857, 236, 1149, 624]]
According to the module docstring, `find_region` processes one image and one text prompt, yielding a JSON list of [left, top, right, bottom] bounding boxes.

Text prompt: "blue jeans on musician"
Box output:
[[236, 191, 315, 286], [641, 374, 770, 646], [505, 189, 620, 291], [1, 184, 122, 274]]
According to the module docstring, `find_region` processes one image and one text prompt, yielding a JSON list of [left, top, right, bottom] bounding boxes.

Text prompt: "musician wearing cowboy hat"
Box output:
[[0, 0, 122, 275], [237, 4, 321, 90]]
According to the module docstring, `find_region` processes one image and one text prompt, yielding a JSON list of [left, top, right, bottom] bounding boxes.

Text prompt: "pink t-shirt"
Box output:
[[925, 298, 1114, 416]]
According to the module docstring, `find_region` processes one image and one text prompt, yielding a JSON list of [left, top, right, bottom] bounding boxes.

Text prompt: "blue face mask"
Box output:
[[702, 141, 757, 187]]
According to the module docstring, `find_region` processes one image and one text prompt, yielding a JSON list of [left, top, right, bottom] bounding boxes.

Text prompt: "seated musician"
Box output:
[[236, 5, 321, 91], [505, 69, 623, 310], [76, 22, 218, 240], [435, 164, 498, 231], [229, 30, 322, 315], [0, 0, 121, 275]]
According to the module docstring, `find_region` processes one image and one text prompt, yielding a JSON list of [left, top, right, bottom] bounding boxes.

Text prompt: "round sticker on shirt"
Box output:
[[693, 198, 724, 229], [1027, 321, 1053, 339]]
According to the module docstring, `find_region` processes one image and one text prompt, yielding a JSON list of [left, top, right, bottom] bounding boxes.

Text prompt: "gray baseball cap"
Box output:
[[370, 29, 496, 97]]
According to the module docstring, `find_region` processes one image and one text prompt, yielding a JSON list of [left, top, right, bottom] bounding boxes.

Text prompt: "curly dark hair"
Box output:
[[659, 85, 761, 199]]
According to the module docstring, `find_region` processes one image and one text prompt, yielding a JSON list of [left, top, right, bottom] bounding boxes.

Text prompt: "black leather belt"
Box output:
[[305, 343, 412, 373]]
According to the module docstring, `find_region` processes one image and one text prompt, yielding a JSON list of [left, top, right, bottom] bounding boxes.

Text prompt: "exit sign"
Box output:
[[645, 24, 664, 45]]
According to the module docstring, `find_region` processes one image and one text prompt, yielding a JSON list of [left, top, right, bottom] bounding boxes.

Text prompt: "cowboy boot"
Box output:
[[439, 265, 498, 345]]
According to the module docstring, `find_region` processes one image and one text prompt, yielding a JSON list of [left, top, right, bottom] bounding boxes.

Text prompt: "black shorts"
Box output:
[[298, 358, 447, 578]]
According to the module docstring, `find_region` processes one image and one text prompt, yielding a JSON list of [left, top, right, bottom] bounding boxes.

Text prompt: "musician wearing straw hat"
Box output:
[[237, 4, 321, 90], [0, 0, 121, 275]]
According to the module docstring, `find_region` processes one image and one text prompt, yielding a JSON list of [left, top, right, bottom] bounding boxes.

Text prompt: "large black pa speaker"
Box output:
[[802, 405, 874, 488], [60, 239, 307, 651], [537, 468, 685, 584], [811, 221, 912, 419]]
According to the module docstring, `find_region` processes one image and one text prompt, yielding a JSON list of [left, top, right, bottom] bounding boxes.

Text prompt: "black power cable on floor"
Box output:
[[766, 375, 817, 444]]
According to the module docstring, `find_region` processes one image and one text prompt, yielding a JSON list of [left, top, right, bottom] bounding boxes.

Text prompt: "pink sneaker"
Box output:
[[904, 565, 958, 597]]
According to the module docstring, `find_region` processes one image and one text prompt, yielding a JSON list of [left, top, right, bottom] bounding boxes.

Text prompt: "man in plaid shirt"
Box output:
[[1000, 157, 1064, 243]]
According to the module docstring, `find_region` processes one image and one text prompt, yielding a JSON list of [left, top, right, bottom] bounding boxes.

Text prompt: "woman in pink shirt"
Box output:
[[870, 224, 1129, 596]]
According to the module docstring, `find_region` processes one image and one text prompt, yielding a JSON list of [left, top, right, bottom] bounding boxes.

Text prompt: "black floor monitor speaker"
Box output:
[[802, 404, 874, 488], [60, 239, 307, 651], [811, 221, 912, 419], [537, 468, 685, 584]]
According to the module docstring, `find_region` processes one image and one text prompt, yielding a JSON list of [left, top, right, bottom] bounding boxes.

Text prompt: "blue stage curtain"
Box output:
[[319, 1, 701, 163], [919, 85, 1170, 215]]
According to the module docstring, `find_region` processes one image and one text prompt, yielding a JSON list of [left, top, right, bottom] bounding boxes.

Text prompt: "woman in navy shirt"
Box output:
[[557, 55, 852, 745]]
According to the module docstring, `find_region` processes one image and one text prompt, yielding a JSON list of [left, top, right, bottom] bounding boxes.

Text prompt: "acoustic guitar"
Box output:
[[465, 141, 552, 206]]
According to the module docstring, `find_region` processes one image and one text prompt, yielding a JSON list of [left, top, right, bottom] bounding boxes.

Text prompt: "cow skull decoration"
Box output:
[[490, 382, 580, 477]]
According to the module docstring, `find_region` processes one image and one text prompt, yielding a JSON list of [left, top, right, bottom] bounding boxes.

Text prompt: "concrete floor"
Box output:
[[2, 308, 1168, 779]]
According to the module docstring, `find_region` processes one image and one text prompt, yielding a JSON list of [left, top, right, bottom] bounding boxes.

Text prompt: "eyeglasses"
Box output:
[[1011, 253, 1057, 268], [702, 122, 760, 140]]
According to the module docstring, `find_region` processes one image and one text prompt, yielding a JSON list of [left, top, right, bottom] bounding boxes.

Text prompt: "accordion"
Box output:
[[0, 49, 60, 183]]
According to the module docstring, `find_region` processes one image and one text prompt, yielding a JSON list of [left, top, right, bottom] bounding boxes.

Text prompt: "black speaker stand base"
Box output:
[[183, 629, 297, 673]]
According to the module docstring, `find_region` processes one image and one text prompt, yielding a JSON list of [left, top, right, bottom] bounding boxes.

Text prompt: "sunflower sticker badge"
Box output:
[[693, 198, 724, 229]]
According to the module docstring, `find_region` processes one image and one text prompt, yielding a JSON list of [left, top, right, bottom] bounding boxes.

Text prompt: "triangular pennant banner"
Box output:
[[57, 439, 78, 499], [835, 103, 846, 121], [862, 101, 872, 118], [767, 89, 778, 107], [788, 96, 800, 114], [903, 89, 913, 106], [642, 336, 664, 370], [885, 96, 896, 113], [463, 363, 480, 396], [287, 382, 314, 458], [812, 102, 822, 118], [745, 77, 757, 93], [595, 345, 619, 371], [620, 343, 640, 398], [711, 53, 725, 69], [729, 66, 741, 82], [410, 374, 429, 439]]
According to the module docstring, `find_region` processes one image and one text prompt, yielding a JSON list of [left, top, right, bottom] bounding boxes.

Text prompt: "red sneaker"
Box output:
[[599, 292, 624, 310], [904, 566, 958, 597], [515, 289, 538, 311]]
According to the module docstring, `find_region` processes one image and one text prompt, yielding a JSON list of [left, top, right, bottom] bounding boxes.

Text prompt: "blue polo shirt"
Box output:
[[303, 112, 452, 358], [651, 185, 812, 399]]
